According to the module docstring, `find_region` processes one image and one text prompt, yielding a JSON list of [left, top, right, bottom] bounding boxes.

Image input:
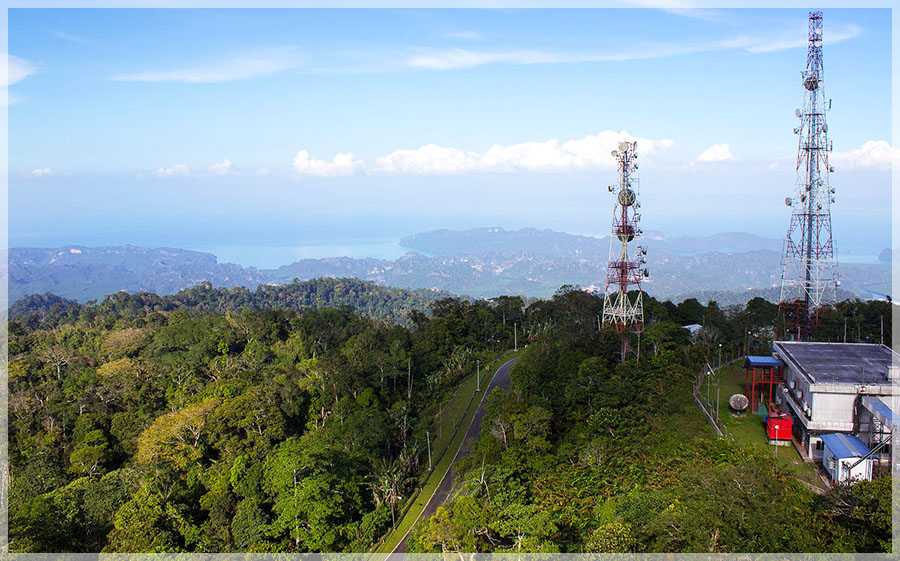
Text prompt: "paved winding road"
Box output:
[[391, 357, 518, 554]]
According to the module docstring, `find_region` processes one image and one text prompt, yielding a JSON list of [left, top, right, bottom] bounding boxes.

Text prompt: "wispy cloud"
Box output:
[[155, 164, 190, 178], [406, 22, 862, 71], [4, 54, 36, 88], [696, 143, 736, 162], [445, 31, 482, 41], [46, 28, 91, 43], [661, 8, 727, 22], [720, 23, 862, 54], [831, 140, 897, 170], [31, 168, 54, 177], [408, 48, 562, 70], [292, 131, 675, 176], [4, 53, 37, 106], [113, 49, 297, 83]]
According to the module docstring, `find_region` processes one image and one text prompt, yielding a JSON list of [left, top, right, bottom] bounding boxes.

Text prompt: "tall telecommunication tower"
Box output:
[[602, 140, 648, 334], [779, 11, 838, 340]]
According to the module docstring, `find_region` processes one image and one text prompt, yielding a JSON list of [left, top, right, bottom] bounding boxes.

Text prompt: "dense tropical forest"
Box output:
[[6, 279, 892, 552], [409, 291, 893, 553]]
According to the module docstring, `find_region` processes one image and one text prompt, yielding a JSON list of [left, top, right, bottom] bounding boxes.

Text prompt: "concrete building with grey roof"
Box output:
[[773, 341, 899, 462]]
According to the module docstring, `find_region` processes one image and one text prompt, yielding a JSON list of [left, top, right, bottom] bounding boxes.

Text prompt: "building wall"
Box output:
[[823, 446, 872, 483]]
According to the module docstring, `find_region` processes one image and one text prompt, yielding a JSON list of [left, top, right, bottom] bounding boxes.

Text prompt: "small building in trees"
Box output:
[[773, 341, 899, 461], [820, 432, 873, 483]]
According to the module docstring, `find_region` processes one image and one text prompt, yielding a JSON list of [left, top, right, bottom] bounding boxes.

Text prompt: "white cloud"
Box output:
[[256, 167, 270, 175], [3, 54, 37, 105], [372, 131, 675, 175], [113, 50, 297, 83], [445, 31, 482, 41], [31, 168, 54, 177], [373, 144, 481, 174], [155, 164, 190, 178], [831, 140, 898, 170], [208, 158, 232, 175], [696, 143, 736, 162], [293, 150, 363, 177], [4, 54, 36, 87]]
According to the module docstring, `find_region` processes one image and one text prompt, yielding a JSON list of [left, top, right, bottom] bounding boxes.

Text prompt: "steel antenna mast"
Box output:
[[779, 10, 839, 341], [602, 140, 648, 355]]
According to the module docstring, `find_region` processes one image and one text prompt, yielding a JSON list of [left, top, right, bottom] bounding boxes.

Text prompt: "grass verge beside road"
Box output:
[[372, 349, 520, 554]]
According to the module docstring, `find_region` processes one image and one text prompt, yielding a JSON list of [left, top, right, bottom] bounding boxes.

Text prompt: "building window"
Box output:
[[815, 440, 824, 451]]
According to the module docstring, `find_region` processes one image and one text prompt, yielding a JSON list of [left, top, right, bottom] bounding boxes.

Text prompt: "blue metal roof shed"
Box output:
[[744, 356, 785, 368], [865, 396, 895, 426], [821, 433, 870, 459]]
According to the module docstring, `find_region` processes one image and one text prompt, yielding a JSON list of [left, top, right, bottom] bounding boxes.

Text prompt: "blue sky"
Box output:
[[6, 8, 895, 267]]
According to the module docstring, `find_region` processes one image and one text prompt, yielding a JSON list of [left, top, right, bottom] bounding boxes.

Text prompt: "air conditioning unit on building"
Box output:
[[827, 457, 836, 470]]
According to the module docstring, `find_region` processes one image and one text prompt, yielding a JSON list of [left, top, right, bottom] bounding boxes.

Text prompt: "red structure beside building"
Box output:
[[744, 355, 786, 414], [767, 413, 793, 440]]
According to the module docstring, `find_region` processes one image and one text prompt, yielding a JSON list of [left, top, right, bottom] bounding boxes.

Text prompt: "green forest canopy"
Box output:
[[7, 280, 892, 553]]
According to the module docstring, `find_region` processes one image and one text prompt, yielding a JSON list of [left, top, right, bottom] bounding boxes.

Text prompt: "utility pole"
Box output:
[[844, 318, 847, 343], [426, 430, 432, 471], [476, 359, 481, 392], [718, 343, 722, 370], [514, 323, 518, 351], [407, 356, 412, 401], [881, 315, 884, 345]]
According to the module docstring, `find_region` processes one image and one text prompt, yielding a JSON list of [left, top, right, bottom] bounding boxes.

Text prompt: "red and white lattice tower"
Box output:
[[602, 140, 648, 333], [779, 11, 839, 341]]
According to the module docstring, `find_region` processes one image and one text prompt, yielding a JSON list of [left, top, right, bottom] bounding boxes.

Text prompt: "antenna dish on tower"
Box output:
[[779, 10, 838, 340], [618, 142, 629, 152]]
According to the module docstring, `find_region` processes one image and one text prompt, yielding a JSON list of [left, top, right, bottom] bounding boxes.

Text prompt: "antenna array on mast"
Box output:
[[779, 11, 839, 340], [602, 140, 647, 334]]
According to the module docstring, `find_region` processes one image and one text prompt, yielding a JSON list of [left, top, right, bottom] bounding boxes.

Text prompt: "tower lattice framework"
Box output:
[[602, 140, 647, 333], [779, 11, 838, 340]]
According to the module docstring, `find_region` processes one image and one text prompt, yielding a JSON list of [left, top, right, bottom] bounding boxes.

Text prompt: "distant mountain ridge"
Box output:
[[6, 228, 889, 306], [400, 227, 783, 257], [5, 245, 267, 304]]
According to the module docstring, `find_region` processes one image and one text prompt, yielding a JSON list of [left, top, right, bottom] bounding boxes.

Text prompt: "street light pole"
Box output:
[[426, 430, 432, 471], [706, 371, 710, 408], [716, 343, 722, 423], [476, 359, 481, 392], [514, 323, 518, 352]]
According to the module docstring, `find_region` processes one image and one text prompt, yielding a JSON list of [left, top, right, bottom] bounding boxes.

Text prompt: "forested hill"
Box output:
[[7, 290, 527, 553], [9, 278, 450, 329]]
